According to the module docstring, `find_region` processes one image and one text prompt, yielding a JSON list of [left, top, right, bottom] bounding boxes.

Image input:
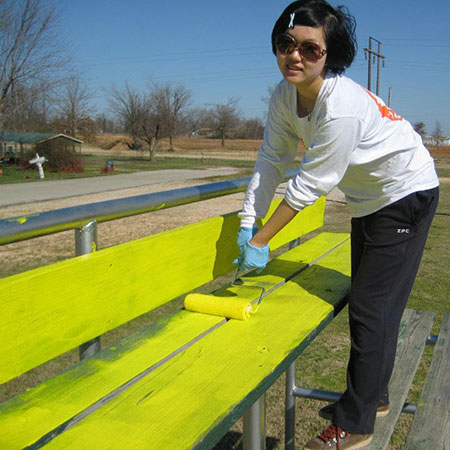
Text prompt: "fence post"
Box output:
[[243, 395, 266, 450], [75, 220, 101, 360]]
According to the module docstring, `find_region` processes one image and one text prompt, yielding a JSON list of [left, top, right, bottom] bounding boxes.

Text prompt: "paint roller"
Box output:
[[184, 273, 266, 321]]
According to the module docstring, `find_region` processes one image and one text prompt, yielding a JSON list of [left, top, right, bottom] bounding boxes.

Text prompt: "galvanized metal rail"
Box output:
[[0, 169, 298, 246]]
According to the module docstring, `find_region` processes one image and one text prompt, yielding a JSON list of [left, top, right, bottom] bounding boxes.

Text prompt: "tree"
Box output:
[[432, 121, 443, 146], [261, 83, 278, 119], [53, 76, 96, 138], [236, 118, 264, 140], [0, 0, 69, 132], [94, 113, 121, 134], [149, 82, 191, 151], [413, 122, 426, 139], [261, 83, 278, 106], [209, 98, 240, 147], [185, 107, 211, 136], [107, 83, 147, 150], [2, 82, 50, 132], [53, 76, 96, 137]]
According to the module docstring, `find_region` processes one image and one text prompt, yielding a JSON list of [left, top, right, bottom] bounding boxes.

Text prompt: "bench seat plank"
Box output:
[[406, 314, 450, 450], [42, 239, 351, 450], [0, 232, 348, 450], [366, 309, 435, 450], [0, 198, 325, 384]]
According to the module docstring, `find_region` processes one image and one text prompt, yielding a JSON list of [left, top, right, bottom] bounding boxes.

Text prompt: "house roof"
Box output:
[[0, 132, 83, 144]]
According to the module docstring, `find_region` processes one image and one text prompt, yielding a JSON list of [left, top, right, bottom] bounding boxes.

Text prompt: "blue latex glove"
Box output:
[[233, 240, 269, 274], [237, 226, 258, 251]]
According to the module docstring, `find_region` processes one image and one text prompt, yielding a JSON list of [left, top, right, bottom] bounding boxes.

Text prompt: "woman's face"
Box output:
[[276, 25, 327, 91]]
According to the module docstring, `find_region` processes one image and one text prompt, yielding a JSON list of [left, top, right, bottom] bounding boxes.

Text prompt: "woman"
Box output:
[[235, 1, 439, 449]]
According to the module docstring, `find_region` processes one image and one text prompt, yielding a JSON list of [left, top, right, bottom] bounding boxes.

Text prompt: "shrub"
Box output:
[[23, 146, 84, 173]]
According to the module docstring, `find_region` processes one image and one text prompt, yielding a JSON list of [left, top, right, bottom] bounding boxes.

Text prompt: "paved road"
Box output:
[[0, 168, 241, 207]]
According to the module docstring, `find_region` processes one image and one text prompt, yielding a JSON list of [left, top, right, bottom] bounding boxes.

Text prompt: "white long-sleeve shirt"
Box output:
[[240, 74, 439, 227]]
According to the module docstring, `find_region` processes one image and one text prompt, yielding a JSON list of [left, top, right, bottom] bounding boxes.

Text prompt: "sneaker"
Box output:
[[304, 424, 373, 449], [319, 402, 390, 421]]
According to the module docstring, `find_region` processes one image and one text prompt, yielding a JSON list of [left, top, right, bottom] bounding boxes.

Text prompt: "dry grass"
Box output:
[[90, 133, 308, 159]]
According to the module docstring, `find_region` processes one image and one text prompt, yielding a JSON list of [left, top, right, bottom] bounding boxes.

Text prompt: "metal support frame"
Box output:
[[75, 220, 101, 360], [285, 362, 296, 450], [243, 395, 266, 450], [283, 331, 436, 444], [293, 387, 417, 415]]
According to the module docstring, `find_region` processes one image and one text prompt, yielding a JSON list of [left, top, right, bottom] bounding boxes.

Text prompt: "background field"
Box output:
[[0, 139, 449, 449]]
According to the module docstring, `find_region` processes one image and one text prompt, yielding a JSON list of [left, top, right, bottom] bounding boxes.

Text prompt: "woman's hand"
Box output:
[[233, 239, 269, 273]]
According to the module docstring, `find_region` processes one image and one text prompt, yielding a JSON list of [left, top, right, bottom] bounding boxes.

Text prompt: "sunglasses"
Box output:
[[275, 34, 327, 62]]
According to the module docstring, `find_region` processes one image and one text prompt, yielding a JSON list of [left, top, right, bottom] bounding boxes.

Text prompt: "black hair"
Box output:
[[271, 0, 357, 74]]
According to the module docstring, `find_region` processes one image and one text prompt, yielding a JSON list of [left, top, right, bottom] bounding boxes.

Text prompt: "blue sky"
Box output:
[[60, 0, 450, 135]]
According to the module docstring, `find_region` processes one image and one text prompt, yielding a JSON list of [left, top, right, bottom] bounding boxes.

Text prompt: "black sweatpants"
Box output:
[[333, 186, 439, 434]]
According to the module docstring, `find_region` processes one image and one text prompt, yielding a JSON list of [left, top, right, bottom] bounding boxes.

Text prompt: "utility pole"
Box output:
[[388, 87, 393, 108], [364, 37, 385, 96]]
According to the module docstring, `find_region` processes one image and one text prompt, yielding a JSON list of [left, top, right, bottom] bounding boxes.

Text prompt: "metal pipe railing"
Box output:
[[0, 169, 298, 246]]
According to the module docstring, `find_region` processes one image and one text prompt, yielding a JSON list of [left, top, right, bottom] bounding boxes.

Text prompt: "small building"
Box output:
[[0, 132, 83, 159]]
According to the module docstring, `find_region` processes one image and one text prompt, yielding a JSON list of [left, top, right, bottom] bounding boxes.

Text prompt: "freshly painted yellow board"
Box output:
[[0, 198, 324, 384], [0, 232, 348, 450], [42, 240, 351, 450]]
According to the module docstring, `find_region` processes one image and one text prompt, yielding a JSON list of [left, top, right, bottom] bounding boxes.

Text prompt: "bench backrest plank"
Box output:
[[0, 197, 325, 383], [28, 236, 351, 450]]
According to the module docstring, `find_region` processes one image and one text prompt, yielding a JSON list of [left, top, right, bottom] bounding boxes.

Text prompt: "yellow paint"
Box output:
[[0, 233, 349, 449], [0, 198, 325, 384], [184, 293, 253, 320], [44, 240, 351, 450], [7, 213, 40, 224]]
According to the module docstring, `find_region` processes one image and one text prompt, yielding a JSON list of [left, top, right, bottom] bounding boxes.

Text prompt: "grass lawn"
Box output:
[[0, 154, 258, 184]]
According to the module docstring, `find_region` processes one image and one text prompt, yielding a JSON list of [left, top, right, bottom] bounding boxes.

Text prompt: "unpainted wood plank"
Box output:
[[366, 309, 435, 450], [0, 232, 348, 450], [0, 198, 325, 384], [406, 315, 450, 450], [42, 241, 351, 450]]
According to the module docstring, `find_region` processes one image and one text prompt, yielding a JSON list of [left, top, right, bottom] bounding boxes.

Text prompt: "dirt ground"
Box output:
[[0, 178, 261, 277]]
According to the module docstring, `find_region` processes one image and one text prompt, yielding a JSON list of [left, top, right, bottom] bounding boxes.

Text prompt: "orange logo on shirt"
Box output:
[[364, 88, 403, 121]]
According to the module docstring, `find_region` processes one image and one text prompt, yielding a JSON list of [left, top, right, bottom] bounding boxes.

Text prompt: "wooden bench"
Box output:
[[290, 309, 450, 449], [0, 195, 352, 449]]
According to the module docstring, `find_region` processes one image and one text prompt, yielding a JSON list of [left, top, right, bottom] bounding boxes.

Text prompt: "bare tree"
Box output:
[[432, 121, 443, 146], [107, 83, 147, 150], [185, 107, 211, 136], [0, 0, 69, 132], [53, 76, 95, 137], [2, 82, 50, 132], [236, 117, 264, 140], [413, 122, 427, 139], [149, 82, 191, 151], [261, 83, 278, 106], [210, 98, 240, 147]]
